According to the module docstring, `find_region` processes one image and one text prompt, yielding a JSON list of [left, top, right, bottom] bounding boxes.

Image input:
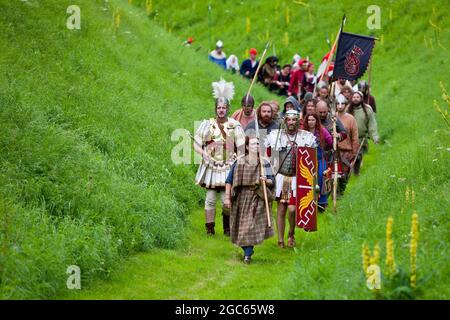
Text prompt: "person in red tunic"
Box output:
[[288, 59, 309, 101]]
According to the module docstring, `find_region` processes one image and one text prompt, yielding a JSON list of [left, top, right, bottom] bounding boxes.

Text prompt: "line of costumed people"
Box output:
[[194, 78, 324, 264], [196, 30, 379, 264]]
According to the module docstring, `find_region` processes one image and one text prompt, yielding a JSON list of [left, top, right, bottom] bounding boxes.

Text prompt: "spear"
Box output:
[[245, 42, 269, 102], [246, 42, 272, 228], [348, 137, 366, 179], [366, 57, 373, 105], [326, 32, 331, 50], [330, 82, 339, 213], [207, 3, 212, 50], [323, 15, 346, 212]]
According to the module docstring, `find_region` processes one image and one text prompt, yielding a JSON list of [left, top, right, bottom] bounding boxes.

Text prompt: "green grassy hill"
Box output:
[[0, 0, 276, 298], [1, 0, 449, 299]]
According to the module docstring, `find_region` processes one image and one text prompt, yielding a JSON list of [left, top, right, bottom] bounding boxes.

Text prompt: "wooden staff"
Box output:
[[247, 42, 272, 228], [366, 58, 373, 105], [329, 82, 339, 214], [245, 42, 269, 102]]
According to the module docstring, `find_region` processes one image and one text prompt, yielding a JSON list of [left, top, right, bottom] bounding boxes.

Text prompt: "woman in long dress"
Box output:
[[302, 112, 333, 211], [224, 136, 275, 264]]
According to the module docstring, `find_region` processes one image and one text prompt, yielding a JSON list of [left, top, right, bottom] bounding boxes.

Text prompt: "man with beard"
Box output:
[[347, 91, 379, 175], [316, 100, 348, 146], [231, 94, 256, 129], [316, 100, 348, 202], [245, 102, 280, 140], [194, 79, 246, 236], [336, 95, 359, 195], [358, 80, 377, 113], [265, 110, 317, 248]]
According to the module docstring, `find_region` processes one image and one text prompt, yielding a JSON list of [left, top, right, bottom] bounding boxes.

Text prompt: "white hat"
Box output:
[[216, 40, 223, 48]]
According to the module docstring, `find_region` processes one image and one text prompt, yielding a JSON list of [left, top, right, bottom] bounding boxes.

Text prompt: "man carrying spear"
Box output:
[[336, 95, 359, 195], [224, 134, 275, 264], [224, 43, 275, 263]]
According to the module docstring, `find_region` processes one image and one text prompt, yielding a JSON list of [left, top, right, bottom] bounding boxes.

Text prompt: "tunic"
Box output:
[[194, 117, 245, 189], [265, 129, 317, 201]]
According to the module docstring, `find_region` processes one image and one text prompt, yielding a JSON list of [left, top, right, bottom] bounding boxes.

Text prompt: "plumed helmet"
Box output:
[[212, 78, 235, 108]]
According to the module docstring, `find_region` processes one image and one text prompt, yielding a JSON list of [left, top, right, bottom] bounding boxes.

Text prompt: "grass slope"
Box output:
[[0, 0, 277, 299], [1, 0, 449, 299], [147, 0, 450, 299], [151, 0, 450, 299]]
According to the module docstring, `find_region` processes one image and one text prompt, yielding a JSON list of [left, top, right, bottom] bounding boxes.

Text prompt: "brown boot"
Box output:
[[222, 214, 230, 236], [288, 232, 296, 248], [205, 222, 215, 235]]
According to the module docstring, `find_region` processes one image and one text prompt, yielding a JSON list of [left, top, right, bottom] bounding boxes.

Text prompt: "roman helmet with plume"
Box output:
[[212, 78, 235, 109]]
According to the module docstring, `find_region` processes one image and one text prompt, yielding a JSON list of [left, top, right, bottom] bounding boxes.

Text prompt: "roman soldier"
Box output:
[[194, 78, 245, 236], [265, 110, 317, 248]]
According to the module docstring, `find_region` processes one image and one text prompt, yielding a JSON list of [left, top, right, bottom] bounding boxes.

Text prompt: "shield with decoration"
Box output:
[[296, 146, 318, 232]]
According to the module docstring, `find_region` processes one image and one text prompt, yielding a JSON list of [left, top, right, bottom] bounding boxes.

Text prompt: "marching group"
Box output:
[[194, 41, 379, 264]]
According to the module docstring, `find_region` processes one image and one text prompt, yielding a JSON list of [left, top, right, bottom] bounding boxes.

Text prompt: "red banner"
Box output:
[[296, 147, 318, 232]]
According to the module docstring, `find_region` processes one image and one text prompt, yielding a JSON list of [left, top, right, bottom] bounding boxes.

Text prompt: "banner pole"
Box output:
[[313, 15, 346, 97]]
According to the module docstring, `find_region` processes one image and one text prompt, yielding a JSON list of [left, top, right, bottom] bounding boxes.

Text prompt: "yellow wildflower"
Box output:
[[113, 8, 121, 32], [283, 32, 289, 47], [285, 6, 290, 25], [362, 243, 370, 276], [386, 216, 396, 276], [146, 0, 152, 15], [410, 212, 419, 288]]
